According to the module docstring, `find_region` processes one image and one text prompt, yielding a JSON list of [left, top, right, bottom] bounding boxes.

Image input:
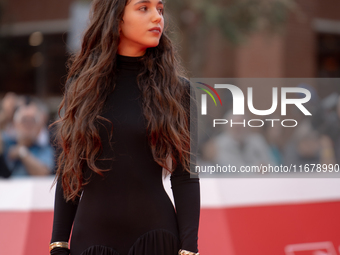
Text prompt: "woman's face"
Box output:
[[118, 0, 164, 56]]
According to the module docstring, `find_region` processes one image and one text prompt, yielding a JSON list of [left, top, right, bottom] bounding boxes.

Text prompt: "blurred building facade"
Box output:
[[196, 0, 340, 80], [0, 0, 339, 99], [0, 0, 74, 97]]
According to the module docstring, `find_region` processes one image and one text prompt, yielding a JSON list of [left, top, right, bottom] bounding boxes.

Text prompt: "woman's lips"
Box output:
[[148, 27, 161, 34], [149, 30, 161, 34]]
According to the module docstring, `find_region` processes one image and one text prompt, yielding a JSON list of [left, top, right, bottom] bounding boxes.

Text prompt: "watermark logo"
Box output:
[[196, 82, 223, 115], [196, 82, 313, 128], [198, 83, 311, 116]]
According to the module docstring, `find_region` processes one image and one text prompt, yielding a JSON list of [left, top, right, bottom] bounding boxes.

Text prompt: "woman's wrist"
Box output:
[[49, 241, 69, 253]]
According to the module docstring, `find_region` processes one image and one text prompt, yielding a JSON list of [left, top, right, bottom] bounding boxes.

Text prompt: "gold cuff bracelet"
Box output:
[[49, 241, 69, 252]]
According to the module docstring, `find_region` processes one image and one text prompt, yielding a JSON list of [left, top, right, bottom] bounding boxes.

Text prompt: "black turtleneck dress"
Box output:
[[50, 54, 200, 255]]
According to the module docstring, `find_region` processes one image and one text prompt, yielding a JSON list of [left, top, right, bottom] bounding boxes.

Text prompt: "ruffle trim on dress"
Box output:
[[79, 229, 180, 255], [79, 245, 120, 255], [127, 228, 180, 255]]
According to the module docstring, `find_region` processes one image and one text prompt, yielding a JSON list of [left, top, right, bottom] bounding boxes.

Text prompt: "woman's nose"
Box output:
[[151, 8, 162, 23]]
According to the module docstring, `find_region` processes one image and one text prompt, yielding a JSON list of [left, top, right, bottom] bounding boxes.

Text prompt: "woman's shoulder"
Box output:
[[178, 76, 197, 100], [178, 76, 190, 88], [178, 76, 195, 97]]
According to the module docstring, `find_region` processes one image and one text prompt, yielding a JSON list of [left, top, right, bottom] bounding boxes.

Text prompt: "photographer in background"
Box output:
[[311, 92, 340, 164], [0, 97, 55, 178], [0, 92, 25, 137]]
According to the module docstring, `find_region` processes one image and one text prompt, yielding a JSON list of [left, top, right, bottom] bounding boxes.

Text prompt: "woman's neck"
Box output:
[[116, 54, 144, 72], [117, 47, 146, 57]]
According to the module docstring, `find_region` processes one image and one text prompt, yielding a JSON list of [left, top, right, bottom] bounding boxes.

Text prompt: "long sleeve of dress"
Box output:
[[170, 81, 201, 253], [50, 78, 80, 255], [50, 176, 80, 255]]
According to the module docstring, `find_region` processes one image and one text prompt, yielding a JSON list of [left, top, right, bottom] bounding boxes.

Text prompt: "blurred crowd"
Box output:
[[0, 92, 55, 178], [198, 85, 340, 175], [1, 84, 340, 178]]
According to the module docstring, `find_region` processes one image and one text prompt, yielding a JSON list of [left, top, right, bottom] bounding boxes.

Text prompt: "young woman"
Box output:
[[49, 0, 200, 254]]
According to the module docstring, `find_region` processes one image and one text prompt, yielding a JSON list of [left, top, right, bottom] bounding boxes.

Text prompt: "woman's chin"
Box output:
[[145, 40, 161, 48]]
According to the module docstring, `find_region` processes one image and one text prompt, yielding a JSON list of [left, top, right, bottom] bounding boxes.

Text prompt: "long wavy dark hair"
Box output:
[[49, 0, 195, 202]]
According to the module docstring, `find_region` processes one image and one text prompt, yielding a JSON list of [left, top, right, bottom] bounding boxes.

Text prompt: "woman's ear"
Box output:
[[119, 19, 124, 34]]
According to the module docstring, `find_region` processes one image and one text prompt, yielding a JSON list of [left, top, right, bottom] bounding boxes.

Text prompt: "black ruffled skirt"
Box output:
[[78, 229, 180, 255]]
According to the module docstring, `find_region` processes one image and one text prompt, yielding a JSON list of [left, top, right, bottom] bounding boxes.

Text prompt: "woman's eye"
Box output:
[[158, 8, 164, 15], [139, 6, 163, 15]]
